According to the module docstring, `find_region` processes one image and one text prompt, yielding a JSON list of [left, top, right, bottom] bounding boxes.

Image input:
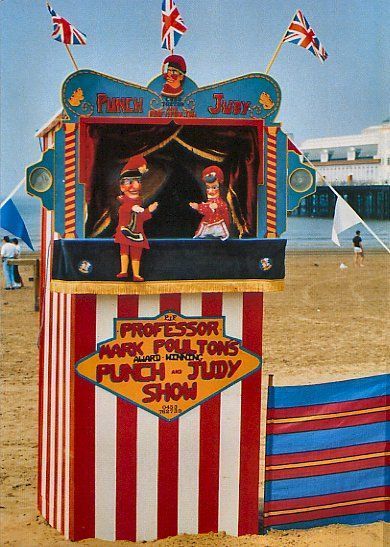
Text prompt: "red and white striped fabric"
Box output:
[[38, 260, 263, 541]]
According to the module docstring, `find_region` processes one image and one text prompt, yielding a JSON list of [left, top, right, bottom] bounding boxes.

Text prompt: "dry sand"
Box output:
[[1, 251, 389, 546]]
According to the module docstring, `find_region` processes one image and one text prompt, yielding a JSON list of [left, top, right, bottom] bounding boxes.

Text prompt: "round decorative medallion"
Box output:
[[29, 167, 53, 193], [288, 168, 313, 193]]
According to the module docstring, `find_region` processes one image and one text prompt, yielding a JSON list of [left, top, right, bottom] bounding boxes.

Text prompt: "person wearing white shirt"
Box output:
[[1, 235, 17, 289], [12, 238, 23, 288]]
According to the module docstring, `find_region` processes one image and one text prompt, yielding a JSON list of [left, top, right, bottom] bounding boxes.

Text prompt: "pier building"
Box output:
[[292, 120, 390, 219]]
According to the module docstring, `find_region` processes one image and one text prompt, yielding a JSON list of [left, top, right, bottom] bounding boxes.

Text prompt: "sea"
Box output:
[[4, 195, 390, 253]]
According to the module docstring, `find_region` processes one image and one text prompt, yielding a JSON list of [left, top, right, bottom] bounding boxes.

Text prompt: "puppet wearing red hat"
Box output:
[[189, 166, 230, 241], [119, 154, 148, 177], [114, 155, 158, 281], [161, 54, 187, 97]]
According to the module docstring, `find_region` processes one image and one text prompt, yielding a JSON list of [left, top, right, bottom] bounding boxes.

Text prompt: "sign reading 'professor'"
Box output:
[[76, 312, 261, 420]]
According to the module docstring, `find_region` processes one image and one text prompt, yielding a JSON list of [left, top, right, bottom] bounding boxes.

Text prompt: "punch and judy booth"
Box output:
[[27, 61, 316, 541]]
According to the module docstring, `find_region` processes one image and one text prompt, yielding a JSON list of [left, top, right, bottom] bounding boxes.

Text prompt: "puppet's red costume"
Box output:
[[192, 166, 231, 241], [115, 155, 157, 281], [114, 195, 152, 253], [195, 198, 230, 240]]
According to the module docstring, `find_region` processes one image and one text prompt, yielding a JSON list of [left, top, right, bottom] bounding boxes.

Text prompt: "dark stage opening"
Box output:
[[83, 122, 262, 239]]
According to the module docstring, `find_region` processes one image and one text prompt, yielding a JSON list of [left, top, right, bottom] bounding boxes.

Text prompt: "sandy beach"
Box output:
[[1, 250, 388, 546]]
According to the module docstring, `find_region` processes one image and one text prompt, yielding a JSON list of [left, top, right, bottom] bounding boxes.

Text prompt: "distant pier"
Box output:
[[291, 185, 389, 220]]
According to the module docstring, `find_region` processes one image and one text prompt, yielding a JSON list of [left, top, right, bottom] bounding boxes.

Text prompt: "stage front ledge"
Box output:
[[50, 279, 284, 295]]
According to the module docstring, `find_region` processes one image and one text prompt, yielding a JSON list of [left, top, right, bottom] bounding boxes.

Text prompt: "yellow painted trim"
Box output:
[[64, 122, 76, 133], [268, 405, 390, 424], [142, 127, 182, 156], [264, 497, 389, 517], [227, 189, 248, 237], [266, 451, 389, 471], [173, 136, 226, 162], [51, 279, 284, 295], [266, 126, 279, 137]]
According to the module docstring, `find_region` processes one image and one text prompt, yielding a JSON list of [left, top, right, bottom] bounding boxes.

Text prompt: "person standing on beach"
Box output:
[[11, 238, 23, 288], [1, 235, 17, 289], [352, 230, 364, 267]]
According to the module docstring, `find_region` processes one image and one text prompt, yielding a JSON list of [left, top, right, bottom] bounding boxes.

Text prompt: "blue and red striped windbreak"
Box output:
[[264, 374, 389, 530]]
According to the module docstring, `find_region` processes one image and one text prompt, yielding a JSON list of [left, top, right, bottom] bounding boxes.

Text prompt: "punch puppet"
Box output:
[[190, 166, 230, 240], [115, 155, 158, 281]]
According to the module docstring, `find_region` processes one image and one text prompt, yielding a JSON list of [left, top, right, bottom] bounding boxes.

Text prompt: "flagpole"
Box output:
[[46, 2, 80, 70], [0, 178, 26, 208], [326, 183, 390, 254], [265, 12, 296, 75], [290, 141, 390, 254], [65, 44, 79, 71]]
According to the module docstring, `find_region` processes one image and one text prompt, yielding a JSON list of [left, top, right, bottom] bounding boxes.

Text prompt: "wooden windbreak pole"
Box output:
[[268, 374, 274, 388], [265, 12, 296, 75], [258, 372, 275, 533]]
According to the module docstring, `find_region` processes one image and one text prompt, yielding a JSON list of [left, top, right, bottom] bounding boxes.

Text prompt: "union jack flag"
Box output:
[[47, 4, 87, 45], [161, 0, 187, 51], [283, 10, 328, 63]]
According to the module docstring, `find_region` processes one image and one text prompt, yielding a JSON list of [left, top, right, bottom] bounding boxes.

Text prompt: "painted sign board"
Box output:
[[62, 70, 281, 122], [76, 311, 261, 420]]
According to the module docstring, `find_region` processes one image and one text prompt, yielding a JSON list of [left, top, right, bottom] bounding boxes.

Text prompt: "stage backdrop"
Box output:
[[263, 374, 389, 530]]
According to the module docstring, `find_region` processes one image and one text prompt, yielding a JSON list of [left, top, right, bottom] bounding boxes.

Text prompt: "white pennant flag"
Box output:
[[331, 195, 363, 246]]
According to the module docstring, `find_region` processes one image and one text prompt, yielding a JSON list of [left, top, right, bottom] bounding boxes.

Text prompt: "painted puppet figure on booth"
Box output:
[[161, 54, 187, 97], [190, 166, 230, 241], [114, 155, 158, 281]]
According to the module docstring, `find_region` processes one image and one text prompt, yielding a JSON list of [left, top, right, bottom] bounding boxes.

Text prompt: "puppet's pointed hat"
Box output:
[[120, 155, 148, 178]]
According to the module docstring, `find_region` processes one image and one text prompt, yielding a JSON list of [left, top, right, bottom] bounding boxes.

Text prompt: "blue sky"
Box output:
[[1, 0, 389, 197]]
